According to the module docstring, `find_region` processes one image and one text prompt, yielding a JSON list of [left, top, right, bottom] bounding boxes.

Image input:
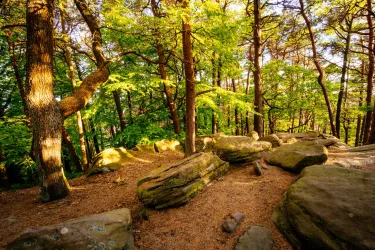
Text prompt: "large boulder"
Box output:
[[195, 135, 272, 163], [7, 208, 134, 250], [87, 148, 133, 176], [259, 134, 282, 148], [212, 136, 272, 163], [154, 139, 180, 152], [137, 152, 229, 209], [235, 226, 273, 250], [265, 141, 328, 173], [272, 165, 375, 250]]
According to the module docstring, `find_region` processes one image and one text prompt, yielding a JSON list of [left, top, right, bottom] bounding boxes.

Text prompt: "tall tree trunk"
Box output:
[[366, 0, 375, 144], [335, 20, 352, 138], [211, 54, 217, 134], [61, 10, 89, 171], [182, 0, 196, 156], [62, 127, 83, 172], [112, 90, 126, 131], [127, 91, 133, 124], [89, 119, 100, 154], [299, 0, 336, 136], [253, 0, 263, 137], [232, 79, 240, 135], [26, 0, 70, 201]]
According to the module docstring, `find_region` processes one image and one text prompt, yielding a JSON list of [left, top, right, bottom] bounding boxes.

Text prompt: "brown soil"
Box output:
[[0, 150, 296, 250]]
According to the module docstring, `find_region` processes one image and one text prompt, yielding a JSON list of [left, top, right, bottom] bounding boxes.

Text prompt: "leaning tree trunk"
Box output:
[[253, 0, 263, 137], [112, 90, 126, 131], [182, 0, 196, 156], [299, 0, 336, 136], [26, 0, 70, 201]]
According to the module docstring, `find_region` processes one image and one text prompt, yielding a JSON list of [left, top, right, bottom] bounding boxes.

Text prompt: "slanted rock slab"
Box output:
[[235, 226, 273, 250], [259, 134, 282, 148], [7, 208, 134, 250], [154, 139, 180, 152], [87, 148, 133, 176], [272, 165, 375, 250], [265, 141, 328, 173], [212, 136, 272, 163], [136, 152, 229, 209]]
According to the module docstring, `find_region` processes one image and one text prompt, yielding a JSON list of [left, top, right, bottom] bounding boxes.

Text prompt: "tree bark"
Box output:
[[335, 20, 352, 138], [62, 127, 83, 172], [232, 79, 240, 135], [182, 0, 196, 156], [26, 0, 70, 201], [211, 54, 217, 134], [253, 0, 263, 137], [112, 90, 126, 131], [365, 0, 375, 144], [61, 9, 89, 171], [299, 0, 336, 136]]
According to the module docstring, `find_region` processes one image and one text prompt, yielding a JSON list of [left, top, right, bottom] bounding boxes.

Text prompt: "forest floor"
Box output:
[[1, 150, 303, 250]]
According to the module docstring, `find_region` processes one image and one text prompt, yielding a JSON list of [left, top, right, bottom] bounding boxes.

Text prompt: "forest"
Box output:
[[0, 0, 375, 249]]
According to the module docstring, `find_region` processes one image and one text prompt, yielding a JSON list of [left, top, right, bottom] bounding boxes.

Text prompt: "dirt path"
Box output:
[[0, 151, 295, 250]]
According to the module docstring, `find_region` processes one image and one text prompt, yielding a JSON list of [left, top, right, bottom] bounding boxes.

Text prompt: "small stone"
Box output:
[[222, 218, 238, 233], [231, 212, 245, 224], [60, 227, 69, 234]]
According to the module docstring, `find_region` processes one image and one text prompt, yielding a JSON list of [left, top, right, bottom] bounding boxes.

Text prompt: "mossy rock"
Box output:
[[212, 136, 272, 163], [7, 208, 134, 250], [132, 144, 156, 153], [265, 141, 328, 173], [272, 165, 375, 250], [259, 134, 282, 148], [154, 139, 180, 152], [137, 152, 229, 209], [87, 148, 133, 176]]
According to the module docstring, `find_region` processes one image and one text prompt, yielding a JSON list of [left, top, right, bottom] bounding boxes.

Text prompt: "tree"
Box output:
[[26, 0, 110, 201]]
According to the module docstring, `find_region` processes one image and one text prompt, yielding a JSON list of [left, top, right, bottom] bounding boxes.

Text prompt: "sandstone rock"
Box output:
[[247, 131, 259, 140], [212, 136, 272, 163], [132, 144, 156, 153], [348, 144, 375, 152], [136, 152, 229, 209], [222, 218, 238, 233], [265, 141, 328, 173], [222, 212, 245, 233], [7, 208, 134, 250], [235, 226, 273, 250], [195, 133, 224, 152], [87, 148, 132, 176], [154, 139, 180, 152], [315, 138, 338, 147], [331, 141, 350, 149], [259, 134, 282, 148], [272, 165, 375, 250]]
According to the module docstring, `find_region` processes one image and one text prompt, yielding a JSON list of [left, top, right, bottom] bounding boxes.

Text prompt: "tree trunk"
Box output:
[[61, 10, 89, 171], [365, 0, 375, 144], [299, 0, 336, 136], [62, 127, 83, 172], [253, 0, 263, 137], [335, 20, 352, 138], [112, 90, 126, 131], [89, 119, 100, 154], [26, 0, 70, 201], [182, 0, 196, 156], [232, 79, 240, 135], [211, 55, 217, 134]]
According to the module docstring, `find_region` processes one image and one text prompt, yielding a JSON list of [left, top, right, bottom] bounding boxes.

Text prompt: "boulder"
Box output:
[[315, 138, 338, 147], [235, 226, 273, 250], [329, 146, 375, 169], [331, 141, 350, 149], [272, 165, 375, 250], [222, 212, 245, 233], [7, 208, 134, 250], [212, 136, 272, 163], [132, 144, 156, 153], [154, 139, 180, 152], [259, 134, 282, 148], [137, 152, 229, 209], [247, 131, 259, 140], [195, 133, 224, 152], [265, 141, 328, 173], [87, 148, 133, 176]]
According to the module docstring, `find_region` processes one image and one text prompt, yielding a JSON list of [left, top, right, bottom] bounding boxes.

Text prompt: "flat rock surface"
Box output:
[[265, 141, 328, 173], [0, 150, 295, 250], [235, 226, 273, 250], [272, 165, 375, 250], [7, 208, 134, 250]]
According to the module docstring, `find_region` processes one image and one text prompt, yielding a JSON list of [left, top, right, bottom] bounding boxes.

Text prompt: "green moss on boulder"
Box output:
[[87, 148, 133, 176], [136, 152, 229, 209], [272, 165, 375, 250]]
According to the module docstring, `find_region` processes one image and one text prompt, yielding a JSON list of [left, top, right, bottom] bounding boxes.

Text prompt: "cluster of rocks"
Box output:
[[87, 139, 180, 176]]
